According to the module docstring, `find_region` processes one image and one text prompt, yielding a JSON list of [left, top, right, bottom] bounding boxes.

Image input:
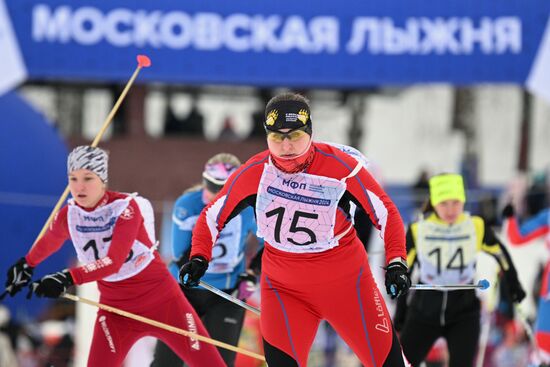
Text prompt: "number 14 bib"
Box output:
[[256, 163, 350, 253], [416, 215, 477, 285]]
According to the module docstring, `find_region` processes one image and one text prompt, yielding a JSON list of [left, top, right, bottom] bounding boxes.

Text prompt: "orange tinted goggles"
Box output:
[[266, 126, 309, 143]]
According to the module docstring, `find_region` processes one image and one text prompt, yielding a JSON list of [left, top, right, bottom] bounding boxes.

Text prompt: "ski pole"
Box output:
[[199, 280, 261, 315], [410, 279, 490, 291], [62, 293, 265, 361]]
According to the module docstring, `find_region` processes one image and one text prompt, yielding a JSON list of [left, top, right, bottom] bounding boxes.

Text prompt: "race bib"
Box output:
[[208, 215, 244, 274], [256, 163, 350, 253], [416, 215, 478, 285], [67, 196, 155, 282]]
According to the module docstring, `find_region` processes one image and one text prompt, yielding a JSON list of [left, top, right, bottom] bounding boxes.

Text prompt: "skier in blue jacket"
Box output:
[[151, 153, 263, 367]]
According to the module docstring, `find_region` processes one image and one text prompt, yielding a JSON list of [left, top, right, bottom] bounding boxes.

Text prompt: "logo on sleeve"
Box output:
[[120, 205, 134, 220], [175, 207, 188, 220]]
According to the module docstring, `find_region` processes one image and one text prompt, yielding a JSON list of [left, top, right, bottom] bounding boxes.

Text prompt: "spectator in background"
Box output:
[[411, 169, 430, 212], [36, 298, 75, 367], [500, 172, 530, 220], [249, 89, 272, 138], [525, 171, 549, 218], [0, 306, 17, 367], [491, 320, 529, 367], [218, 116, 241, 142], [503, 202, 550, 365], [107, 84, 128, 136], [478, 193, 499, 227], [500, 169, 549, 222], [164, 93, 204, 136]]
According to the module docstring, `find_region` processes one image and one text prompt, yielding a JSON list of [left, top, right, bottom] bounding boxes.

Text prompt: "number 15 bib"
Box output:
[[256, 163, 351, 253]]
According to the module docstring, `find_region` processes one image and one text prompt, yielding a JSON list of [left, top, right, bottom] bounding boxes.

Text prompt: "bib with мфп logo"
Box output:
[[256, 161, 361, 253], [67, 194, 156, 282]]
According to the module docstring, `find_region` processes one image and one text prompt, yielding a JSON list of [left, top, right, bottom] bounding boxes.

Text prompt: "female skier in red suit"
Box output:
[[180, 93, 411, 366], [3, 146, 225, 367]]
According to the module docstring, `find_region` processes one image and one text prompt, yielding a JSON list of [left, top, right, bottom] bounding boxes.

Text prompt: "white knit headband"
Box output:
[[67, 146, 108, 182]]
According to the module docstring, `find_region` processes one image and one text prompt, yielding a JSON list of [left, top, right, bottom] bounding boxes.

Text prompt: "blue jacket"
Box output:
[[169, 188, 263, 289]]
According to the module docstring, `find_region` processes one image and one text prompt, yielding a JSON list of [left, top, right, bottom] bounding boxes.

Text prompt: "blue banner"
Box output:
[[0, 91, 71, 319], [4, 1, 550, 94]]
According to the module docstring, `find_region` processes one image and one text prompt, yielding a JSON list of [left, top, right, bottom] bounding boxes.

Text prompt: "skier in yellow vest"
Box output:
[[394, 173, 525, 367]]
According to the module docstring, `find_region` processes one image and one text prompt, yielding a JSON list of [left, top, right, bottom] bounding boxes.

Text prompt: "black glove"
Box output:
[[236, 272, 258, 300], [504, 273, 526, 303], [385, 260, 411, 299], [179, 256, 208, 288], [502, 204, 515, 219], [3, 257, 34, 298], [27, 270, 73, 299]]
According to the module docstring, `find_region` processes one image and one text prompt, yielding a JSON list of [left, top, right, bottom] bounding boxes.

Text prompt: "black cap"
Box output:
[[264, 100, 312, 133]]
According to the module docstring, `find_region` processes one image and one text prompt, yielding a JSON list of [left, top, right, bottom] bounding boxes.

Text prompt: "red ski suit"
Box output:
[[191, 143, 408, 366], [26, 191, 225, 367]]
